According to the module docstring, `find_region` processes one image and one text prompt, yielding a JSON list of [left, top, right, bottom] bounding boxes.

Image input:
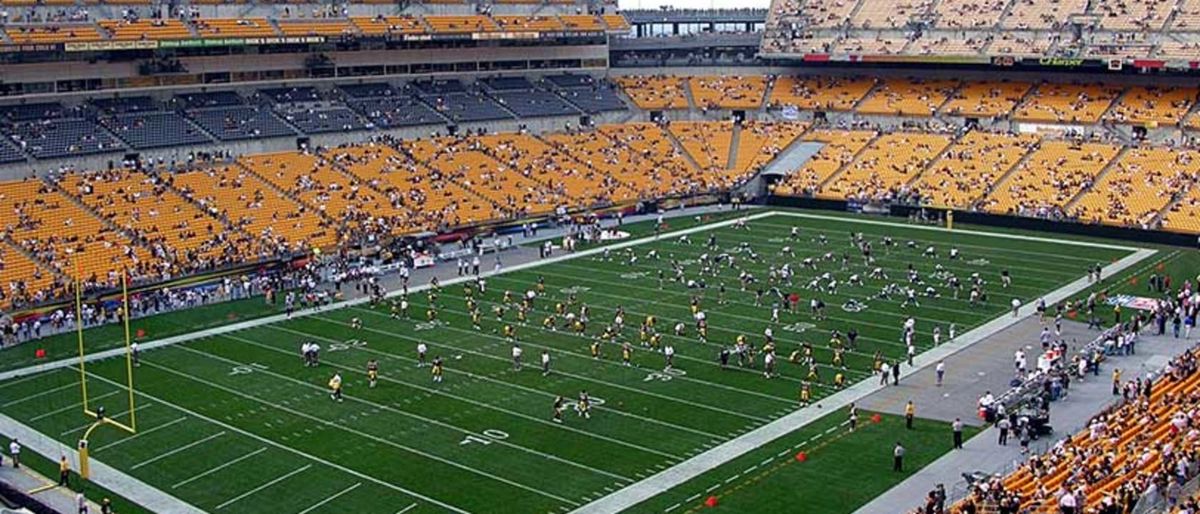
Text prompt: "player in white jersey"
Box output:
[[416, 342, 428, 367]]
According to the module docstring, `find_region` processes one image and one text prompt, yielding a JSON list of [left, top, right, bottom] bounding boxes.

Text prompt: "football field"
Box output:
[[0, 210, 1144, 514]]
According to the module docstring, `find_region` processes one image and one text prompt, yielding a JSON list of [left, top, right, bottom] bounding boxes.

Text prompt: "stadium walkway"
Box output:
[[853, 326, 1188, 514], [0, 460, 103, 513]]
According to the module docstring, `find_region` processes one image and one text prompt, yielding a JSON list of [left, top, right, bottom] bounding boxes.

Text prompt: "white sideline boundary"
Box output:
[[0, 209, 1155, 514], [569, 246, 1157, 514]]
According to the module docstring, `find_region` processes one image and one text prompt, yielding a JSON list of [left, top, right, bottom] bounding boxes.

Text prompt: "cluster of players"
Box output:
[[304, 217, 1019, 423]]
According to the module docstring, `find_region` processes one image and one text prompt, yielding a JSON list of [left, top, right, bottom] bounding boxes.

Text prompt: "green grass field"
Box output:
[[0, 210, 1139, 514]]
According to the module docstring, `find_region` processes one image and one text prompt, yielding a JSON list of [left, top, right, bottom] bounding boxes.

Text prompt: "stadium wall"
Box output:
[[767, 196, 1200, 247], [0, 45, 608, 90]]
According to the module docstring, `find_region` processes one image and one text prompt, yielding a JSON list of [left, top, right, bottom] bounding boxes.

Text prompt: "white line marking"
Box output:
[[664, 503, 681, 513], [3, 382, 78, 407], [30, 390, 121, 422], [684, 493, 701, 503], [174, 341, 631, 484], [131, 431, 226, 470], [94, 416, 187, 453], [82, 372, 472, 514], [215, 464, 312, 510], [143, 360, 582, 507], [396, 503, 419, 514], [296, 482, 362, 514], [233, 328, 682, 460], [171, 447, 268, 489]]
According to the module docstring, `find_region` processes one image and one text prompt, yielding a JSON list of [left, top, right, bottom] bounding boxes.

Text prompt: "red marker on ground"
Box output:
[[795, 451, 807, 462], [705, 496, 719, 507], [34, 348, 45, 359]]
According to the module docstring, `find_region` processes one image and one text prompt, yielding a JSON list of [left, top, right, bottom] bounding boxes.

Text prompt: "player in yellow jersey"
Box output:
[[834, 371, 846, 389], [471, 309, 482, 330], [426, 307, 437, 321], [366, 359, 379, 388], [576, 391, 591, 419], [649, 333, 662, 351], [552, 395, 564, 423], [431, 356, 444, 383], [799, 383, 812, 406], [503, 324, 516, 342], [328, 372, 344, 402], [590, 341, 602, 359], [537, 276, 546, 294], [807, 364, 820, 383], [543, 314, 556, 331], [517, 305, 528, 324], [621, 342, 633, 367]]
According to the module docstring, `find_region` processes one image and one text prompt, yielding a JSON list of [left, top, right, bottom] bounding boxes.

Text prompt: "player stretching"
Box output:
[[366, 359, 379, 388], [576, 391, 592, 419], [328, 372, 344, 402], [553, 396, 565, 423], [431, 356, 444, 383]]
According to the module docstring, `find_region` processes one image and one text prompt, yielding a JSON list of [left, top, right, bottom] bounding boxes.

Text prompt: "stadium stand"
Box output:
[[940, 81, 1032, 117], [490, 90, 580, 118], [347, 96, 445, 128], [3, 23, 105, 44], [4, 119, 122, 159], [99, 112, 212, 150], [193, 18, 278, 38], [1070, 147, 1200, 228], [953, 349, 1200, 514], [0, 179, 150, 288], [402, 136, 566, 217], [1106, 86, 1198, 126], [0, 243, 60, 309], [424, 93, 514, 123], [733, 121, 808, 175], [614, 76, 690, 110], [1013, 83, 1123, 124], [856, 79, 959, 117], [98, 19, 191, 41], [767, 76, 875, 111], [552, 84, 629, 114], [979, 140, 1122, 217], [186, 107, 297, 141], [171, 164, 337, 253], [328, 142, 495, 229], [821, 132, 953, 201], [0, 139, 27, 165], [476, 132, 635, 205], [669, 120, 733, 172], [688, 76, 768, 110], [910, 131, 1041, 209], [770, 129, 876, 197], [238, 152, 406, 238], [62, 169, 246, 272]]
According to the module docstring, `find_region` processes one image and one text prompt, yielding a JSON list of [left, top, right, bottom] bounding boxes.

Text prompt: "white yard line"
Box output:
[[223, 329, 683, 461], [130, 431, 226, 470], [396, 503, 419, 514], [215, 464, 312, 510], [171, 342, 634, 484], [568, 247, 1156, 514], [296, 482, 362, 514], [142, 359, 584, 507], [93, 416, 187, 453], [2, 382, 79, 407], [171, 447, 268, 489], [28, 390, 120, 422]]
